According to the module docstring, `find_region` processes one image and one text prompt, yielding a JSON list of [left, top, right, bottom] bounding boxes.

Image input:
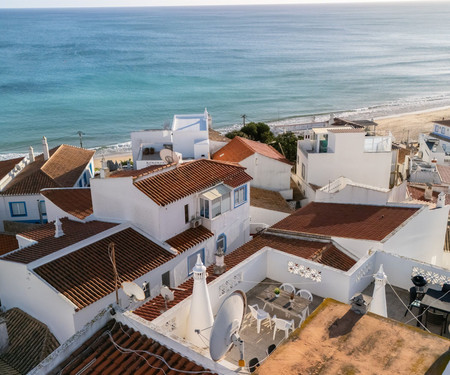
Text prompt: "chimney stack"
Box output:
[[42, 137, 50, 161], [0, 317, 9, 355], [437, 192, 446, 208], [369, 264, 388, 317], [424, 184, 433, 201], [54, 218, 64, 238], [28, 146, 35, 163]]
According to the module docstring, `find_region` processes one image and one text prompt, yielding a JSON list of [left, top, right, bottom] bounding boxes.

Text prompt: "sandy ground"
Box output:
[[375, 107, 450, 142], [93, 152, 132, 169]]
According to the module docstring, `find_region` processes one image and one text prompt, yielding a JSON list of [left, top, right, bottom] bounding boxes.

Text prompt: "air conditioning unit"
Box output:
[[190, 217, 202, 228]]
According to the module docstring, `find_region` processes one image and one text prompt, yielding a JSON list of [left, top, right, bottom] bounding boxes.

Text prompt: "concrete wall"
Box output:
[[241, 154, 292, 194]]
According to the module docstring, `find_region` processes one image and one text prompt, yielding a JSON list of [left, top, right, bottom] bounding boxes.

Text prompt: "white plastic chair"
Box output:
[[248, 304, 271, 334], [298, 308, 308, 328], [280, 283, 295, 294], [296, 289, 313, 316], [272, 315, 294, 340]]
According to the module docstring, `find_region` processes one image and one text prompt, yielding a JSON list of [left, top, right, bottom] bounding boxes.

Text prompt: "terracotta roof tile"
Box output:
[[0, 234, 19, 256], [271, 202, 419, 241], [2, 218, 117, 264], [134, 233, 355, 322], [0, 145, 94, 195], [34, 227, 177, 310], [0, 157, 23, 180], [50, 320, 215, 375], [134, 159, 252, 206], [437, 164, 450, 185], [41, 188, 93, 219], [212, 136, 292, 165], [166, 226, 213, 253], [407, 185, 450, 205], [250, 187, 293, 213], [327, 128, 365, 134], [0, 308, 59, 375]]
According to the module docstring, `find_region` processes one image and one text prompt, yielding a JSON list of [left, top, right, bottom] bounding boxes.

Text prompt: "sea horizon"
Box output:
[[1, 2, 450, 158]]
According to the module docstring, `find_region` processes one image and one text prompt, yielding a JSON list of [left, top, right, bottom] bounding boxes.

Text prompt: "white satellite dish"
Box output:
[[160, 149, 179, 165], [122, 281, 145, 301], [160, 285, 175, 313], [209, 290, 247, 366]]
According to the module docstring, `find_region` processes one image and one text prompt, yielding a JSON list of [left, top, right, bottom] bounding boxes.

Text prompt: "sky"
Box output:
[[0, 0, 436, 9]]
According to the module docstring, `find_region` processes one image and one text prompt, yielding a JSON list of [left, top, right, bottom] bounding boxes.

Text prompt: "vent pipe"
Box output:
[[28, 146, 35, 163], [42, 137, 50, 161], [437, 192, 446, 208]]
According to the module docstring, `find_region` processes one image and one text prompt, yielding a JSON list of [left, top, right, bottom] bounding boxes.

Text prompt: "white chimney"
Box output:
[[186, 254, 214, 348], [369, 264, 387, 317], [42, 136, 50, 161], [100, 157, 110, 179], [437, 192, 446, 208], [0, 317, 8, 355], [28, 146, 35, 163], [54, 218, 64, 238], [424, 185, 433, 201]]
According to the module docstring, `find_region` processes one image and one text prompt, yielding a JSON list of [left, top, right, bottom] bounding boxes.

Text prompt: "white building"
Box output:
[[212, 136, 293, 199], [428, 119, 450, 154], [91, 159, 252, 253], [0, 139, 94, 231], [296, 127, 393, 203], [418, 134, 448, 165], [131, 109, 211, 170]]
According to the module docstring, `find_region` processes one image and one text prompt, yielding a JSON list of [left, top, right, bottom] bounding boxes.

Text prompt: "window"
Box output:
[[216, 234, 227, 253], [443, 127, 446, 135], [301, 163, 306, 179], [161, 271, 170, 287], [234, 185, 247, 208], [9, 202, 27, 217], [188, 249, 205, 276], [184, 204, 189, 223], [200, 198, 209, 219], [200, 184, 231, 219], [39, 200, 47, 216]]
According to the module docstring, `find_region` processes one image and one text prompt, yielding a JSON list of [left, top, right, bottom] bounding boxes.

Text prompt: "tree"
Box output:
[[240, 122, 274, 143], [225, 130, 249, 139], [272, 132, 302, 163]]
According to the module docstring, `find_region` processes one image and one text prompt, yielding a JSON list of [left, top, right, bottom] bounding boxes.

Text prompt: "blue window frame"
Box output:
[[234, 185, 247, 208], [83, 171, 88, 185], [39, 200, 47, 216], [9, 202, 27, 217], [216, 234, 227, 253], [442, 127, 446, 135], [187, 248, 205, 276], [89, 162, 94, 176]]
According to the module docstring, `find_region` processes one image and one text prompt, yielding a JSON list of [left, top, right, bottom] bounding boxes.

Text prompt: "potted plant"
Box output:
[[274, 287, 280, 298]]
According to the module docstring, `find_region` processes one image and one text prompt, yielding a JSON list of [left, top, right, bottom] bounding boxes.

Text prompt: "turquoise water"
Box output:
[[1, 2, 450, 157]]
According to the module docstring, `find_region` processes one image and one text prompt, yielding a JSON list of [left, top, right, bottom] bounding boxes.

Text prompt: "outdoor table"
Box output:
[[256, 285, 311, 319], [417, 288, 450, 327]]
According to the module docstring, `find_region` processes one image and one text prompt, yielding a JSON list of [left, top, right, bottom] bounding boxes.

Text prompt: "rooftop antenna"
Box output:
[[209, 290, 247, 367], [108, 242, 119, 305], [159, 149, 180, 165], [241, 114, 247, 127], [77, 131, 85, 148], [122, 281, 145, 302], [160, 285, 175, 313]]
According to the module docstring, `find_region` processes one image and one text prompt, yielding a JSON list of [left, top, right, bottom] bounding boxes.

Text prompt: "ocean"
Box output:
[[1, 2, 450, 158]]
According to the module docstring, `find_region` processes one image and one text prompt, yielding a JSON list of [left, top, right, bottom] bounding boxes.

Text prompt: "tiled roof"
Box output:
[[41, 188, 93, 220], [134, 233, 356, 322], [50, 320, 215, 375], [166, 226, 213, 253], [271, 202, 419, 241], [110, 163, 174, 179], [437, 164, 450, 185], [0, 308, 59, 375], [0, 145, 94, 195], [407, 185, 450, 206], [134, 159, 252, 206], [0, 234, 18, 256], [250, 187, 293, 213], [212, 136, 292, 165], [2, 218, 117, 264], [0, 157, 23, 180], [34, 227, 177, 310]]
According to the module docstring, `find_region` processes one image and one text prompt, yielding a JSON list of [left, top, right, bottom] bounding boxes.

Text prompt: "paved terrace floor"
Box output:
[[224, 279, 450, 371]]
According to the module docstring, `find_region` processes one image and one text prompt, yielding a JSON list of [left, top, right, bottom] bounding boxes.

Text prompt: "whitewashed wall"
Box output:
[[332, 237, 380, 259], [173, 131, 207, 160], [131, 129, 172, 165], [0, 194, 46, 228], [249, 206, 290, 227], [315, 184, 390, 205], [42, 193, 84, 223], [383, 205, 450, 266], [240, 154, 292, 195]]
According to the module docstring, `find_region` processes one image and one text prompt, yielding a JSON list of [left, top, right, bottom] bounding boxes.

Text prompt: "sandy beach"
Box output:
[[93, 152, 132, 169], [374, 107, 450, 143]]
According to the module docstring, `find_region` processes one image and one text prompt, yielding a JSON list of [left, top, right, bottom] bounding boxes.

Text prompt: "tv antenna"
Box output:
[[209, 290, 247, 367], [160, 285, 175, 313], [160, 149, 180, 165], [121, 281, 145, 301]]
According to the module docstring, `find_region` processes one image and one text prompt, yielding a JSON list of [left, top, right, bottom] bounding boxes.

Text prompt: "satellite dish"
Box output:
[[160, 285, 175, 313], [122, 282, 145, 301], [209, 290, 247, 366], [160, 149, 179, 165]]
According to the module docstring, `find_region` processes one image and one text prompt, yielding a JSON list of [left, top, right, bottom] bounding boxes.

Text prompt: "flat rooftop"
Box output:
[[172, 114, 207, 132], [256, 299, 450, 375]]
